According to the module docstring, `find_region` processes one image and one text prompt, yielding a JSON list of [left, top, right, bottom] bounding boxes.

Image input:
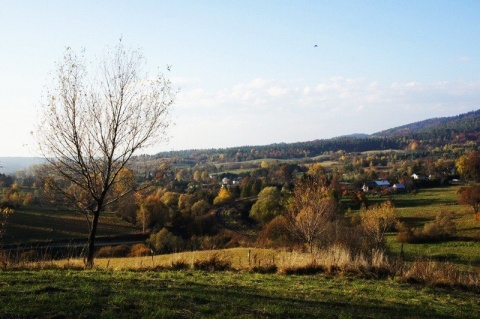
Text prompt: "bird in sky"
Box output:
[[314, 45, 318, 47]]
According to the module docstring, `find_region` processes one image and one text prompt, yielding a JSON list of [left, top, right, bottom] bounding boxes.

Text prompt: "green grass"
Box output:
[[0, 269, 479, 318], [387, 235, 480, 266], [344, 186, 480, 266]]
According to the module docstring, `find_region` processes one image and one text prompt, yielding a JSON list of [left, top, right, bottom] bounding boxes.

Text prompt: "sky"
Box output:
[[1, 1, 480, 157]]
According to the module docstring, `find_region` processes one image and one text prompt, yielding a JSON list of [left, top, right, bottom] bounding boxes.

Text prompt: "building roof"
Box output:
[[375, 180, 390, 186]]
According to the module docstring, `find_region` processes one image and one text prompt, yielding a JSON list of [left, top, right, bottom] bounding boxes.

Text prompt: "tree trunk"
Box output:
[[85, 211, 100, 268]]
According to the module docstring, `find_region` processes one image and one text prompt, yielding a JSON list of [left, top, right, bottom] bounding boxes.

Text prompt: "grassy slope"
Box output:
[[0, 269, 479, 319], [3, 206, 140, 244]]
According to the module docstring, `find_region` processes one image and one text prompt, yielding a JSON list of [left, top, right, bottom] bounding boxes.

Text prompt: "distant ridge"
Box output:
[[0, 157, 45, 174], [372, 109, 480, 138], [3, 109, 480, 173], [335, 133, 369, 139]]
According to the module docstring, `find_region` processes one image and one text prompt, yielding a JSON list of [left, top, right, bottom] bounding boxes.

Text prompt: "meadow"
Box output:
[[0, 266, 479, 319], [383, 186, 480, 266], [2, 184, 480, 318], [3, 206, 140, 244]]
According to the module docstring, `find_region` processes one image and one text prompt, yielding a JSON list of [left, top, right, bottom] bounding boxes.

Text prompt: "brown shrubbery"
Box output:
[[193, 254, 232, 271], [95, 245, 131, 258], [397, 211, 457, 243]]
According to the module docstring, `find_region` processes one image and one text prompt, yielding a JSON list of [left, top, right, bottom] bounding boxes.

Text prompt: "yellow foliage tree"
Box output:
[[360, 201, 397, 249], [0, 205, 14, 241], [213, 187, 235, 205], [455, 155, 468, 178]]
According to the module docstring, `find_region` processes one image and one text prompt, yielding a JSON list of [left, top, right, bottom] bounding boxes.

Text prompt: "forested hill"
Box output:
[[3, 110, 480, 173], [152, 109, 480, 164], [372, 109, 480, 139]]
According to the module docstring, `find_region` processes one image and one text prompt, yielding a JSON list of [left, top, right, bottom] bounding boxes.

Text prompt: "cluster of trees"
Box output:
[[5, 41, 480, 268]]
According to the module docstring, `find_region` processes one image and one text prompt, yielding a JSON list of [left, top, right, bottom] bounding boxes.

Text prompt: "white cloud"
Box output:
[[267, 86, 289, 97]]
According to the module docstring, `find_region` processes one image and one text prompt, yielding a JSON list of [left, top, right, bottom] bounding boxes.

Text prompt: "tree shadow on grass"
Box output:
[[1, 271, 477, 319], [398, 217, 432, 227]]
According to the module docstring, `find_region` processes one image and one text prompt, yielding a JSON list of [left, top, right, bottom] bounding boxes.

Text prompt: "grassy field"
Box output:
[[3, 205, 140, 244], [354, 186, 480, 266], [0, 268, 479, 319]]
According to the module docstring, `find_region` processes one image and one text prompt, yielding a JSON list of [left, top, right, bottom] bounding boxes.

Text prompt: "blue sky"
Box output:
[[1, 1, 480, 157]]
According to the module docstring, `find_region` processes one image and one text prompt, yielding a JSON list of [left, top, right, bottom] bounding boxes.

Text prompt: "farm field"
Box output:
[[0, 268, 479, 319]]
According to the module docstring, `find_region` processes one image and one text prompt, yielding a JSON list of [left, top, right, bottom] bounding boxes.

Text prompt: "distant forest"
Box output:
[[152, 109, 480, 164]]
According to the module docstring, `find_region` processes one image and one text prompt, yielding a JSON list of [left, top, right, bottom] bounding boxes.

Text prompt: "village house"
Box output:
[[362, 180, 390, 192], [411, 173, 429, 181]]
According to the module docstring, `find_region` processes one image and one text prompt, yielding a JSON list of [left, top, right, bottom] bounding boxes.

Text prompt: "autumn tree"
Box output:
[[286, 177, 338, 253], [359, 201, 397, 249], [1, 182, 26, 207], [148, 228, 185, 254], [178, 193, 197, 213], [111, 168, 138, 224], [213, 187, 235, 205], [191, 199, 211, 216], [456, 151, 480, 182], [136, 192, 169, 233], [35, 42, 175, 267], [458, 185, 480, 221], [0, 205, 14, 243], [250, 186, 284, 224]]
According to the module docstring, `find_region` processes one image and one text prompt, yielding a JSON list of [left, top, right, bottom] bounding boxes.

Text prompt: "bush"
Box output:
[[193, 254, 232, 271], [396, 211, 457, 244], [148, 228, 185, 254], [128, 243, 152, 257], [95, 245, 131, 258], [250, 264, 278, 274], [279, 263, 326, 275]]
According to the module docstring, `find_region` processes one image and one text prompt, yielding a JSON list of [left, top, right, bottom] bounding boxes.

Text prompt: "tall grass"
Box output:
[[6, 246, 479, 292]]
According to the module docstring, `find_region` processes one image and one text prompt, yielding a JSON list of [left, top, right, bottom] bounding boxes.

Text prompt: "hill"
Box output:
[[372, 109, 480, 139], [3, 109, 480, 173], [152, 109, 480, 164]]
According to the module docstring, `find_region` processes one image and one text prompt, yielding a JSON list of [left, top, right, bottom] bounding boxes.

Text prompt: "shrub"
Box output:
[[95, 245, 131, 258], [250, 264, 278, 274], [193, 254, 232, 271], [396, 212, 456, 243], [128, 243, 152, 257], [148, 228, 185, 254], [279, 263, 326, 275]]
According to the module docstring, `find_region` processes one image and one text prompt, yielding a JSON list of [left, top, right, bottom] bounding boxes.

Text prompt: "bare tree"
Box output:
[[35, 42, 175, 267], [287, 177, 338, 253]]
